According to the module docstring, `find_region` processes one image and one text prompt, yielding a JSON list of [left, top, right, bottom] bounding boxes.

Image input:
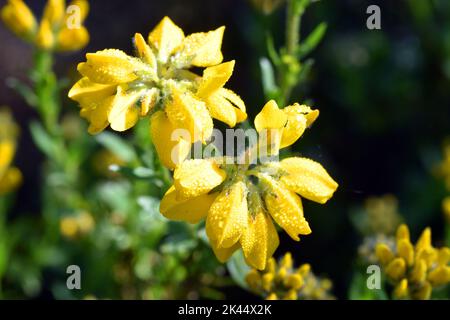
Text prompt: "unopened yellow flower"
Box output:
[[245, 253, 334, 300], [1, 0, 36, 39], [375, 224, 450, 300], [60, 211, 95, 239], [160, 101, 337, 269], [69, 17, 246, 169], [0, 109, 22, 195], [1, 0, 89, 51]]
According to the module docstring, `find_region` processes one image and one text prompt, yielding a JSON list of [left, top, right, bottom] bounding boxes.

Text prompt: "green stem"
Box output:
[[286, 0, 302, 56]]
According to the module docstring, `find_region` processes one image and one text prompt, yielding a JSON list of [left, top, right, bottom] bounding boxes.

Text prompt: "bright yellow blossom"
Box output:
[[1, 0, 89, 52], [0, 109, 22, 195], [159, 100, 337, 269], [69, 17, 247, 169], [245, 252, 334, 300], [375, 224, 450, 300]]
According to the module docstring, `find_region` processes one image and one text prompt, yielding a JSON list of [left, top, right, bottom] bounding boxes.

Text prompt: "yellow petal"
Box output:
[[139, 88, 159, 117], [254, 100, 287, 132], [262, 273, 274, 292], [1, 0, 37, 38], [259, 174, 311, 241], [0, 166, 22, 195], [206, 181, 248, 248], [68, 77, 117, 103], [280, 104, 310, 148], [108, 86, 143, 132], [43, 0, 65, 28], [279, 157, 338, 204], [148, 16, 184, 63], [150, 111, 191, 170], [78, 49, 146, 84], [203, 91, 237, 127], [280, 252, 293, 269], [416, 247, 438, 268], [393, 279, 408, 299], [160, 186, 217, 223], [36, 19, 54, 49], [177, 26, 225, 67], [173, 159, 226, 200], [240, 197, 279, 270], [219, 88, 247, 122], [197, 61, 235, 98], [283, 289, 298, 300], [56, 26, 89, 51], [165, 85, 213, 143], [385, 257, 406, 281], [427, 265, 450, 287], [397, 238, 414, 267], [134, 33, 157, 72], [375, 243, 394, 265], [265, 293, 278, 300], [210, 238, 239, 263], [80, 95, 114, 134], [245, 269, 261, 290]]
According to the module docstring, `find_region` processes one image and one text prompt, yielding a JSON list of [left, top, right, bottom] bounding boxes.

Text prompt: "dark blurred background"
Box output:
[[1, 0, 449, 299]]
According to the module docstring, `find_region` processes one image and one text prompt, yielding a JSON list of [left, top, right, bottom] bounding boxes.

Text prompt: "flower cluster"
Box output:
[[1, 0, 89, 52], [362, 195, 403, 235], [68, 17, 246, 169], [160, 100, 338, 270], [375, 224, 450, 299], [0, 109, 22, 195], [245, 252, 334, 300]]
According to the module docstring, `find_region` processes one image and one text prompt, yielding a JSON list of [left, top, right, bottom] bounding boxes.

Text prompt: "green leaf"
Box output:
[[227, 250, 251, 290], [96, 132, 137, 163], [296, 22, 327, 59], [29, 121, 58, 158], [259, 57, 280, 100], [6, 78, 38, 108]]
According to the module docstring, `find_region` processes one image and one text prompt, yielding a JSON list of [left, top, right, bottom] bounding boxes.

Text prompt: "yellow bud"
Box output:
[[276, 267, 287, 281], [416, 247, 438, 268], [1, 0, 37, 39], [410, 259, 427, 284], [262, 273, 274, 292], [375, 243, 394, 265], [415, 227, 432, 252], [283, 289, 298, 300], [280, 252, 293, 269], [56, 26, 89, 52], [265, 293, 278, 300], [245, 270, 261, 290], [397, 239, 414, 266], [284, 274, 303, 290], [427, 266, 450, 287], [393, 279, 408, 299], [437, 247, 450, 265], [385, 258, 406, 281], [265, 258, 276, 274], [36, 19, 54, 49], [297, 263, 311, 277], [411, 281, 432, 300], [60, 217, 78, 238], [396, 224, 410, 242], [43, 0, 65, 28]]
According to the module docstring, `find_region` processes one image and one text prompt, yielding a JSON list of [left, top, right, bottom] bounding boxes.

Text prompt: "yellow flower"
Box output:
[[60, 211, 95, 239], [375, 224, 450, 300], [360, 194, 403, 235], [1, 0, 89, 51], [1, 0, 36, 39], [69, 17, 246, 169], [0, 109, 22, 195], [160, 101, 337, 269], [245, 252, 334, 300]]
